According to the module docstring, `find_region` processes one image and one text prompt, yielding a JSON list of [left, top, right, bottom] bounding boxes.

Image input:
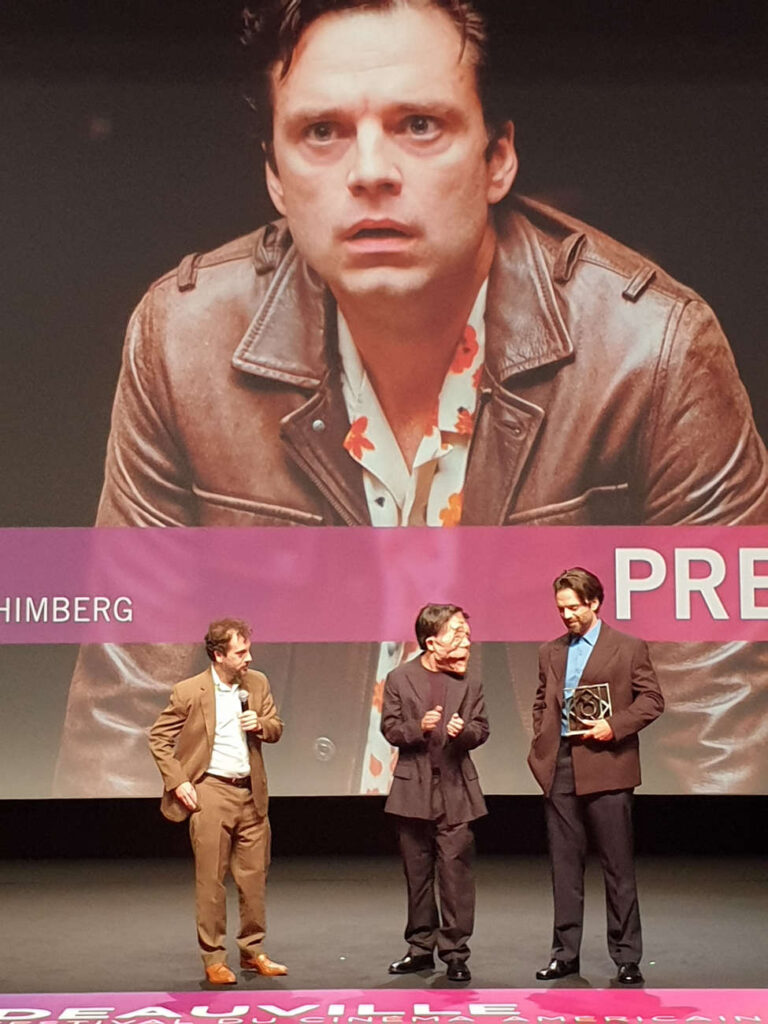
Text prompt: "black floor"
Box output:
[[1, 855, 766, 992]]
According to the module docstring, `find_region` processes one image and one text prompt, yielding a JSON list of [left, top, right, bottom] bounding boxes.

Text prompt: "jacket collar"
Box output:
[[232, 201, 574, 388], [231, 200, 574, 525]]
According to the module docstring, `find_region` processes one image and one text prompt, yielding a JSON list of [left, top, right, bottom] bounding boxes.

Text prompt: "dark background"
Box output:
[[0, 0, 766, 821], [1, 794, 766, 858]]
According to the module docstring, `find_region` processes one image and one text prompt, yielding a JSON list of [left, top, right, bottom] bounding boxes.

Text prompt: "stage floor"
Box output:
[[1, 855, 765, 992]]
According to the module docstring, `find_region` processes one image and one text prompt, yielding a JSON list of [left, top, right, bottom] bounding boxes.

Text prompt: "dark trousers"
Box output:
[[395, 776, 475, 963], [544, 739, 642, 964]]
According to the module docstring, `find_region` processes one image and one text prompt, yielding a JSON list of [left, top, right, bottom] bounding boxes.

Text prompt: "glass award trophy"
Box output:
[[566, 683, 612, 735]]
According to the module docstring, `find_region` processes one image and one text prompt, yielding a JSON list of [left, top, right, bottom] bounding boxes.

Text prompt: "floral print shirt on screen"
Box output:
[[337, 281, 487, 793]]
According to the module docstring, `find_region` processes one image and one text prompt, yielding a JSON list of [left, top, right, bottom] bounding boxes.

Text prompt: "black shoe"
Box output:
[[536, 958, 580, 981], [388, 953, 434, 974], [446, 960, 471, 983], [617, 962, 644, 985]]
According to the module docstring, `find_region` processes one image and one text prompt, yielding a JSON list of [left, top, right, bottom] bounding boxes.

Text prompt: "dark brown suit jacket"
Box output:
[[528, 621, 664, 797], [148, 667, 283, 821], [381, 659, 489, 825]]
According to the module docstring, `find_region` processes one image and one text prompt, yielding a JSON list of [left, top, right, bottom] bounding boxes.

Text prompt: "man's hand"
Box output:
[[446, 713, 465, 738], [238, 710, 263, 733], [582, 719, 614, 742], [421, 705, 443, 732], [174, 780, 198, 811]]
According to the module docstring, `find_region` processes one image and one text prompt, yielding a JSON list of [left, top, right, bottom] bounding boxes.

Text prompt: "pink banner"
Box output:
[[1, 526, 767, 644], [0, 989, 765, 1020]]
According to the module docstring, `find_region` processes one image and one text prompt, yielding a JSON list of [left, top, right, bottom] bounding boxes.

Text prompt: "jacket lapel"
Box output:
[[550, 637, 570, 706], [232, 241, 370, 525], [463, 206, 574, 524], [231, 201, 577, 528], [582, 621, 617, 683], [199, 671, 216, 748]]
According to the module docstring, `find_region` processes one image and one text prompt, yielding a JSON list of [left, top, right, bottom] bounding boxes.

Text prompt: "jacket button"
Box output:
[[311, 419, 326, 432], [313, 736, 336, 761]]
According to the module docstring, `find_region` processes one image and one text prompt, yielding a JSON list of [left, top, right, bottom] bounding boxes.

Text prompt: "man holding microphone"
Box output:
[[149, 618, 286, 984]]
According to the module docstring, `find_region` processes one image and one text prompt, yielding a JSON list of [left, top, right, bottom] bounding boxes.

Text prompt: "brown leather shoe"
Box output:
[[205, 963, 236, 985], [240, 952, 288, 976]]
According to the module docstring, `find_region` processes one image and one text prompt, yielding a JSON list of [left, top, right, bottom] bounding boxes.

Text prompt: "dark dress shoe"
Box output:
[[446, 960, 471, 982], [388, 953, 435, 974], [617, 962, 644, 985], [536, 958, 580, 980]]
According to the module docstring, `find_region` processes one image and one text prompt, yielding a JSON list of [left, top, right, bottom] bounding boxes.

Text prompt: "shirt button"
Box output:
[[312, 419, 326, 433]]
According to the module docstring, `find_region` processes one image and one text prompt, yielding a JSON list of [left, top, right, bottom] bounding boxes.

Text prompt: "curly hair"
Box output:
[[204, 618, 252, 661]]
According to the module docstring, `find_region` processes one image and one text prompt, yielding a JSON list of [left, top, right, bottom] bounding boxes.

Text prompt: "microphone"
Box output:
[[237, 689, 249, 712]]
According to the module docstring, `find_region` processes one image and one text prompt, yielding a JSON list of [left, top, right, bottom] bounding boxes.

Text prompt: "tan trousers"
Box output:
[[189, 774, 271, 966]]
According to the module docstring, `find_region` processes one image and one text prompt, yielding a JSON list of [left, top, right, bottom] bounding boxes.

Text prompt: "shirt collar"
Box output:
[[211, 665, 235, 692], [572, 618, 602, 646], [336, 279, 488, 409]]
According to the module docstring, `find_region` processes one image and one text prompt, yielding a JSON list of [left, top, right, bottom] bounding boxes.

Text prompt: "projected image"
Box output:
[[2, 0, 767, 799]]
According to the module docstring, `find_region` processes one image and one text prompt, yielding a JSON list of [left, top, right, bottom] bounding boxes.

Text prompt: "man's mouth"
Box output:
[[350, 226, 410, 240], [343, 220, 415, 251]]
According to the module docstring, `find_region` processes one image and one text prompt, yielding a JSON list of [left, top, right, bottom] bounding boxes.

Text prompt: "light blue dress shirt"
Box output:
[[561, 619, 602, 735]]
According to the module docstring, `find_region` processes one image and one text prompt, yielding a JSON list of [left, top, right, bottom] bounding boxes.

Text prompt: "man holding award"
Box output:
[[528, 568, 664, 986]]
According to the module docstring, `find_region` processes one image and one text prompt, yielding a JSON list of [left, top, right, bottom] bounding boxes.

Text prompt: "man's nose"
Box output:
[[347, 121, 401, 195]]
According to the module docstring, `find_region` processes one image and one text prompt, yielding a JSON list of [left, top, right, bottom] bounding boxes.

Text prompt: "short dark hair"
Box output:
[[552, 568, 604, 608], [204, 618, 251, 661], [242, 0, 505, 151], [415, 603, 467, 650]]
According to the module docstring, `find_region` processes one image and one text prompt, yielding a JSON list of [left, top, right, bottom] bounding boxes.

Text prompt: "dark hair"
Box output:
[[552, 568, 604, 608], [241, 0, 505, 151], [204, 618, 252, 661], [415, 603, 467, 650]]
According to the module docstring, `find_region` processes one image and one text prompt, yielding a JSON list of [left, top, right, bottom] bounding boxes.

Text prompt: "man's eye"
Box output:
[[403, 115, 440, 138], [305, 122, 337, 143]]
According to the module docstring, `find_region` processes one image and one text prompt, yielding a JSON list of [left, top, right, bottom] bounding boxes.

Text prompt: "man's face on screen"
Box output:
[[265, 3, 516, 308]]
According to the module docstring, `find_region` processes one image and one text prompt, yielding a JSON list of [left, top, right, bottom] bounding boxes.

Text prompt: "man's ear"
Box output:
[[486, 120, 518, 205], [265, 148, 287, 216]]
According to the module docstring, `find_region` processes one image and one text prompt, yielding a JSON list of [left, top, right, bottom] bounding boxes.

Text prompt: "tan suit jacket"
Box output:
[[148, 667, 283, 821], [528, 622, 664, 797]]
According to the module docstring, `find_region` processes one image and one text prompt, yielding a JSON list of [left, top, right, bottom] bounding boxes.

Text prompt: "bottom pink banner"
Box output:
[[0, 990, 765, 1021]]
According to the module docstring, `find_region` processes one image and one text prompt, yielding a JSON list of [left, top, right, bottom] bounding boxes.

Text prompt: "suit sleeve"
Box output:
[[381, 671, 427, 750], [451, 677, 490, 750], [254, 673, 283, 744], [608, 638, 665, 743], [642, 300, 768, 525], [98, 289, 197, 528], [531, 647, 548, 737], [148, 683, 191, 793]]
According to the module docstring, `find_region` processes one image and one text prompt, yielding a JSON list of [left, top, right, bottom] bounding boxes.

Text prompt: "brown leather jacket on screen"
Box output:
[[53, 196, 768, 798]]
